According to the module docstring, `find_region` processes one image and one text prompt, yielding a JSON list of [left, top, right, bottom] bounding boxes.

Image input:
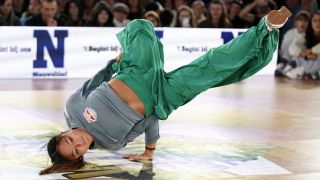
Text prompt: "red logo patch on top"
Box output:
[[83, 107, 97, 123]]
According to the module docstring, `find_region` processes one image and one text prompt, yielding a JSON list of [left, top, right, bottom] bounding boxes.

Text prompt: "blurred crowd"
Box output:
[[0, 0, 320, 80]]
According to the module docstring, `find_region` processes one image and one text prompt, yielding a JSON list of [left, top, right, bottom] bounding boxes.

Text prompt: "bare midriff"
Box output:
[[108, 79, 146, 116]]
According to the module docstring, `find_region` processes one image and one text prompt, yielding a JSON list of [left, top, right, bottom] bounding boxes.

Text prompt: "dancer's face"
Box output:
[[57, 129, 93, 160]]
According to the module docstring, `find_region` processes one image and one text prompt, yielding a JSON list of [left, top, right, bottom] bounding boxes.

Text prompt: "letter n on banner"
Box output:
[[155, 30, 164, 40], [33, 30, 68, 68]]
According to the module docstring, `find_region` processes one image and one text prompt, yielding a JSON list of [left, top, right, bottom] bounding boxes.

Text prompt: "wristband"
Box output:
[[145, 146, 156, 151]]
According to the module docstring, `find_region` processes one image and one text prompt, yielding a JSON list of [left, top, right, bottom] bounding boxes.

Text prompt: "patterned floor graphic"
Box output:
[[1, 77, 320, 179]]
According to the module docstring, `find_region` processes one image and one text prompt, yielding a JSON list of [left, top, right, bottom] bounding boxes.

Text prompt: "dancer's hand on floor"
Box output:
[[122, 152, 153, 161]]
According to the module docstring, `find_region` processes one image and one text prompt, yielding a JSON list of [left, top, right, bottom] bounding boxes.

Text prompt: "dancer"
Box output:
[[40, 7, 292, 175]]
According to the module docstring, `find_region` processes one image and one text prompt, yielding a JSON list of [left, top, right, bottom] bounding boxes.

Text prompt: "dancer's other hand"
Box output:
[[122, 152, 153, 161]]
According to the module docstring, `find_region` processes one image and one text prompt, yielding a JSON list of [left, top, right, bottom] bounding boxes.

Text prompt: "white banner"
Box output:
[[0, 27, 277, 78]]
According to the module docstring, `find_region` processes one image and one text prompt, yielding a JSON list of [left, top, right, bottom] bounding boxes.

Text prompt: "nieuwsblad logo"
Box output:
[[33, 30, 68, 77]]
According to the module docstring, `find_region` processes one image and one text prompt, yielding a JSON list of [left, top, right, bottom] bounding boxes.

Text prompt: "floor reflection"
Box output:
[[63, 161, 155, 180]]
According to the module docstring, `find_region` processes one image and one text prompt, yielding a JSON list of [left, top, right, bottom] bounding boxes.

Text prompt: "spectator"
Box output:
[[0, 16, 3, 25], [144, 10, 161, 27], [85, 1, 114, 27], [101, 0, 114, 8], [276, 10, 310, 77], [61, 0, 83, 26], [0, 0, 21, 26], [192, 0, 206, 25], [138, 0, 151, 11], [57, 0, 68, 16], [286, 11, 320, 80], [222, 0, 230, 10], [300, 0, 318, 14], [228, 0, 246, 28], [145, 2, 160, 13], [174, 0, 188, 11], [127, 0, 144, 20], [13, 0, 24, 18], [161, 0, 175, 26], [26, 0, 64, 26], [112, 2, 130, 27], [20, 0, 41, 25], [198, 0, 232, 28], [281, 0, 317, 36], [0, 0, 4, 25], [81, 0, 96, 23], [162, 0, 174, 10], [174, 5, 196, 27], [239, 0, 276, 27], [159, 9, 173, 27]]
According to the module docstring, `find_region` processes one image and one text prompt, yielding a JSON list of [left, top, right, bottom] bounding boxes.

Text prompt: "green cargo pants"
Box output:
[[113, 18, 279, 120]]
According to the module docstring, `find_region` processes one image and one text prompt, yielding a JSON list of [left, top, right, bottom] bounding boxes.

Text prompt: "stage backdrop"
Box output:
[[0, 27, 277, 78]]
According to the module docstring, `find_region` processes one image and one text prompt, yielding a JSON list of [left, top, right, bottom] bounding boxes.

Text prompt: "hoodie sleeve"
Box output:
[[124, 115, 160, 145]]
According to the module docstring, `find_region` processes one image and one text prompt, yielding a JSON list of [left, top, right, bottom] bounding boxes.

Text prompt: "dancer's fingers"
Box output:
[[122, 153, 138, 159]]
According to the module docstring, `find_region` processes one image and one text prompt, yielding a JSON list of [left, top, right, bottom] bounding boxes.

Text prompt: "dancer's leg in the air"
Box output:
[[161, 7, 292, 114]]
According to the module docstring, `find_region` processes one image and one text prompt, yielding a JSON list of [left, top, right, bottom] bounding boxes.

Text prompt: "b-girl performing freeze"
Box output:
[[40, 6, 292, 175]]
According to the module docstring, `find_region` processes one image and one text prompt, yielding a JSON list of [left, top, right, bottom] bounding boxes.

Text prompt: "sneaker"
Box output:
[[275, 63, 286, 76], [311, 71, 320, 80], [265, 6, 292, 31], [284, 66, 304, 79]]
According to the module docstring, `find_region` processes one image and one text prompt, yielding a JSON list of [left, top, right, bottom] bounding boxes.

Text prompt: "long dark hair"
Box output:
[[39, 133, 87, 175], [62, 0, 84, 26], [305, 11, 320, 49], [64, 0, 83, 19], [91, 1, 114, 26]]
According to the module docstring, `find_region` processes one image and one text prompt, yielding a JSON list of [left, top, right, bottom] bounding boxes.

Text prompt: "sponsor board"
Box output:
[[0, 27, 277, 78]]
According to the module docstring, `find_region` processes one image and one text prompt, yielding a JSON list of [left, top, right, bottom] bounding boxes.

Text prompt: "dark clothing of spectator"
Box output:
[[0, 13, 21, 26], [85, 19, 115, 27], [10, 16, 21, 26], [14, 9, 24, 18], [247, 14, 260, 27], [0, 16, 4, 25], [145, 2, 159, 12], [25, 13, 65, 26], [13, 0, 29, 18], [159, 9, 173, 27], [230, 16, 246, 28], [128, 11, 143, 20], [198, 19, 232, 28], [59, 15, 84, 26]]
